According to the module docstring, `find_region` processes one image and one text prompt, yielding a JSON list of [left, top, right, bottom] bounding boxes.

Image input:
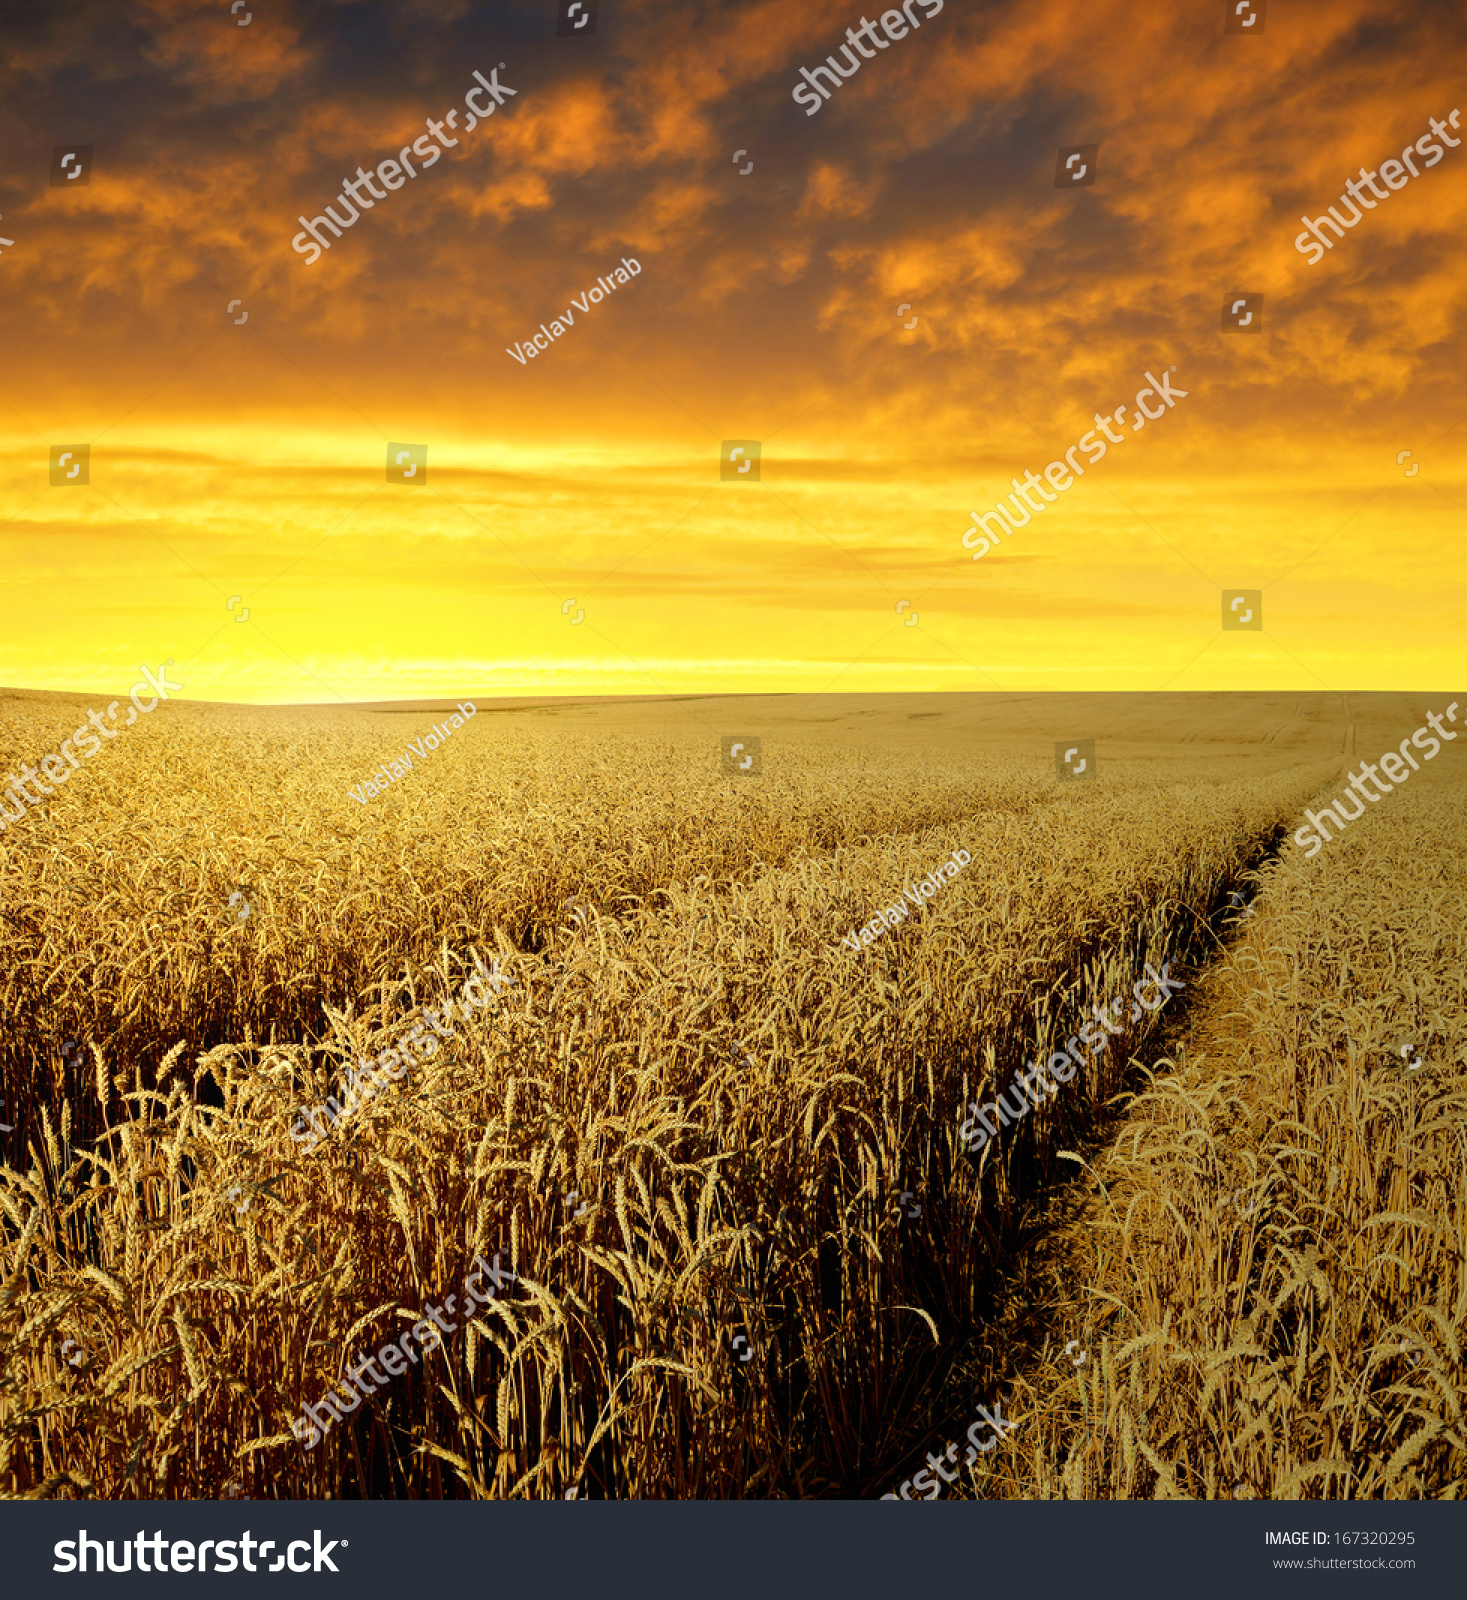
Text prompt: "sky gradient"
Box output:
[[1, 0, 1463, 704]]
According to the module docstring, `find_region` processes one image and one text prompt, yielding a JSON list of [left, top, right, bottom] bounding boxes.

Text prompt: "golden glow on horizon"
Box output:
[[1, 0, 1463, 702]]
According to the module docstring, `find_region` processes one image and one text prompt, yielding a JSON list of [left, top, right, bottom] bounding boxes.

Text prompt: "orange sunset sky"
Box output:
[[0, 0, 1462, 705]]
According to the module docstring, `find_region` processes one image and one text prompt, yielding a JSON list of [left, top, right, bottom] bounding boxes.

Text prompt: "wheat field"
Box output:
[[0, 689, 1461, 1499]]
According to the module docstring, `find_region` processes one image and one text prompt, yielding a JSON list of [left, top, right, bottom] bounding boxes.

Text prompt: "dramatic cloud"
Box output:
[[0, 0, 1461, 701]]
